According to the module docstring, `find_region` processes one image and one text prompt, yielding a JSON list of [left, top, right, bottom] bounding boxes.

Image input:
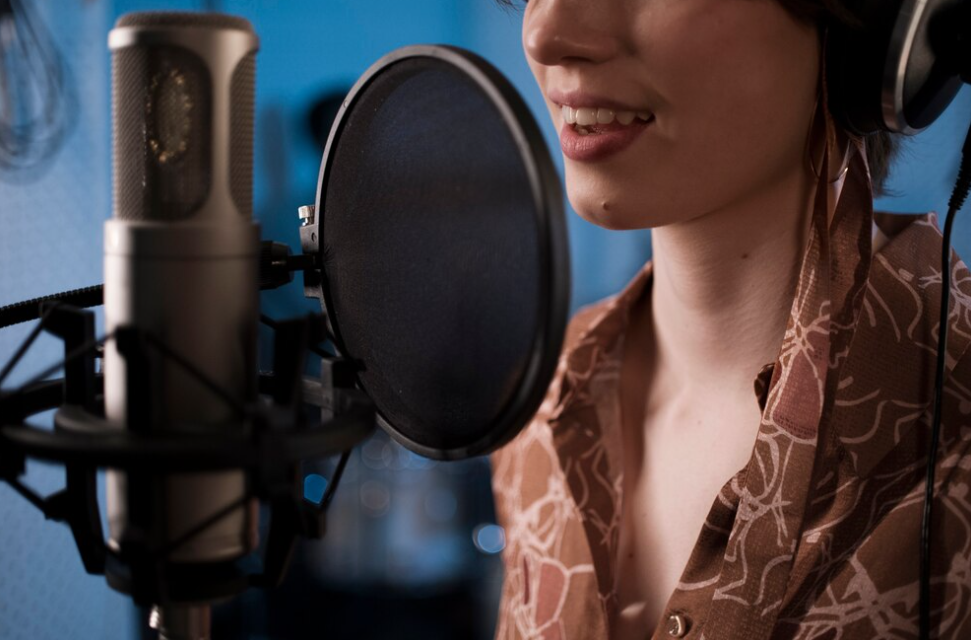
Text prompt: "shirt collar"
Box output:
[[834, 211, 971, 477], [547, 261, 652, 425], [545, 146, 971, 484], [548, 260, 774, 424]]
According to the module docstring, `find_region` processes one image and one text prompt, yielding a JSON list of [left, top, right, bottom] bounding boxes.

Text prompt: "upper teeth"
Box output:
[[562, 106, 652, 126]]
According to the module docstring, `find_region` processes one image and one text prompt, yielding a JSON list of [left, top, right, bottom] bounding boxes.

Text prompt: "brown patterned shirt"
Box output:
[[491, 155, 971, 640]]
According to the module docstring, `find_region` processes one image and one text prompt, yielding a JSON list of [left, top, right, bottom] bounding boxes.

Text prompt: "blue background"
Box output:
[[0, 1, 969, 638]]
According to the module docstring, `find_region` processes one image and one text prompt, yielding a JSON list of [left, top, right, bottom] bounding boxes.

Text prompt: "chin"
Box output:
[[565, 178, 682, 231], [573, 205, 639, 231]]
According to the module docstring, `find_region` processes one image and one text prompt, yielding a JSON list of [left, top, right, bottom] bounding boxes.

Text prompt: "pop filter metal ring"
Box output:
[[308, 45, 569, 461]]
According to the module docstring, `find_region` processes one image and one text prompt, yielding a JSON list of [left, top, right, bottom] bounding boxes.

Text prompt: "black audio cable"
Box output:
[[0, 285, 103, 330], [920, 119, 971, 640], [0, 244, 321, 330]]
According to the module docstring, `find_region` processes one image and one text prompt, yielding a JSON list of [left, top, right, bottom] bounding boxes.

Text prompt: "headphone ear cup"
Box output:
[[826, 0, 965, 136], [826, 0, 904, 135]]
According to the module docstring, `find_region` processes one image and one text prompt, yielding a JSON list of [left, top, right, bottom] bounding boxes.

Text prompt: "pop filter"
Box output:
[[301, 45, 568, 461]]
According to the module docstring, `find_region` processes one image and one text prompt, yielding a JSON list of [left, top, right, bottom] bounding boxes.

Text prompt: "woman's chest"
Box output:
[[611, 405, 760, 639]]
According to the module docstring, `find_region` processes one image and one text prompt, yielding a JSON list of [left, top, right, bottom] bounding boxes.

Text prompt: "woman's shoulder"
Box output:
[[870, 210, 971, 321], [838, 211, 971, 476], [489, 273, 648, 469], [498, 297, 615, 443], [564, 298, 617, 350], [870, 211, 971, 318]]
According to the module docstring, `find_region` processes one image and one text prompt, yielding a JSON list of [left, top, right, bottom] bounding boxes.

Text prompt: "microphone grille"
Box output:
[[114, 11, 254, 32], [112, 45, 212, 221], [110, 11, 257, 222], [230, 52, 255, 218]]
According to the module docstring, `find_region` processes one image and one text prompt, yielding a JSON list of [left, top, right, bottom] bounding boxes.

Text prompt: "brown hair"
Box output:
[[497, 0, 900, 195], [775, 0, 899, 195]]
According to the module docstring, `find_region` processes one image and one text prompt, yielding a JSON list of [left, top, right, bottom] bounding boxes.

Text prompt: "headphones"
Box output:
[[827, 0, 968, 135], [822, 2, 970, 638]]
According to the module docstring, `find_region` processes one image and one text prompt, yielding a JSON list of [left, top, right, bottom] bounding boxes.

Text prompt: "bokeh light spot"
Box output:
[[424, 488, 457, 522], [360, 480, 391, 516], [304, 473, 328, 505], [473, 523, 505, 554]]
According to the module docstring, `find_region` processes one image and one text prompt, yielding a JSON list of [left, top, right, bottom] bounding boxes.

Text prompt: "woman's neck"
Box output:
[[645, 168, 818, 402]]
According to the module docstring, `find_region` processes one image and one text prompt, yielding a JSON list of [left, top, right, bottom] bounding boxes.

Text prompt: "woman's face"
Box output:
[[522, 0, 821, 230]]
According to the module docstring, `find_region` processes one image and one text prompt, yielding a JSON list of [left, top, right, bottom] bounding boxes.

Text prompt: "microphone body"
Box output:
[[104, 11, 259, 588]]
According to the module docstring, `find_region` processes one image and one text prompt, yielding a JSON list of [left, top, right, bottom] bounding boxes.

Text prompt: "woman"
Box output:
[[490, 0, 971, 638]]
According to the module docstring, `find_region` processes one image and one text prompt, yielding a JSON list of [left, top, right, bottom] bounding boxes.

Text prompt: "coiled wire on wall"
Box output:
[[0, 0, 74, 174]]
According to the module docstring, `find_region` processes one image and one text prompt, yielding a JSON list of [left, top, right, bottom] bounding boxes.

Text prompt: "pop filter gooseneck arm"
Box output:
[[0, 285, 103, 330], [0, 240, 322, 332]]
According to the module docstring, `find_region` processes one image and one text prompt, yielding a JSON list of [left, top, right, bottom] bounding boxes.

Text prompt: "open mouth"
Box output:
[[561, 105, 654, 135]]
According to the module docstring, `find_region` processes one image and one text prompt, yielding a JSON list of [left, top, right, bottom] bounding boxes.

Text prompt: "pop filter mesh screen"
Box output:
[[321, 58, 543, 455]]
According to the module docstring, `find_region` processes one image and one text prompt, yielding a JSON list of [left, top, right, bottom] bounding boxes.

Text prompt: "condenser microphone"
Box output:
[[104, 12, 259, 638]]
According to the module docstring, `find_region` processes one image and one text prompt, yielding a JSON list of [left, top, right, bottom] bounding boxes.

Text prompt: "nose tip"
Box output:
[[523, 1, 621, 66]]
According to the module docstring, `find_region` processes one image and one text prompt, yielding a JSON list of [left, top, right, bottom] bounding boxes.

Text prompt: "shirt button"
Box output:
[[666, 612, 689, 638]]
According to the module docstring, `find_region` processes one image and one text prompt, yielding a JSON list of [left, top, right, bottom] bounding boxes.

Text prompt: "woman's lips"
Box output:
[[559, 118, 652, 162]]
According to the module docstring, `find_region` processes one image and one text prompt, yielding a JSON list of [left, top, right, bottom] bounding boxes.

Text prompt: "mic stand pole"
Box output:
[[150, 605, 211, 640]]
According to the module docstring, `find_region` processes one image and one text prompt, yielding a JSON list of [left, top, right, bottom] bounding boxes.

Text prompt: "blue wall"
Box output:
[[1, 1, 970, 639], [0, 1, 134, 639]]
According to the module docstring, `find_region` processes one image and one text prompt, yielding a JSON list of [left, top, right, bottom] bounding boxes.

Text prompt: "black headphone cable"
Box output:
[[921, 118, 971, 640]]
